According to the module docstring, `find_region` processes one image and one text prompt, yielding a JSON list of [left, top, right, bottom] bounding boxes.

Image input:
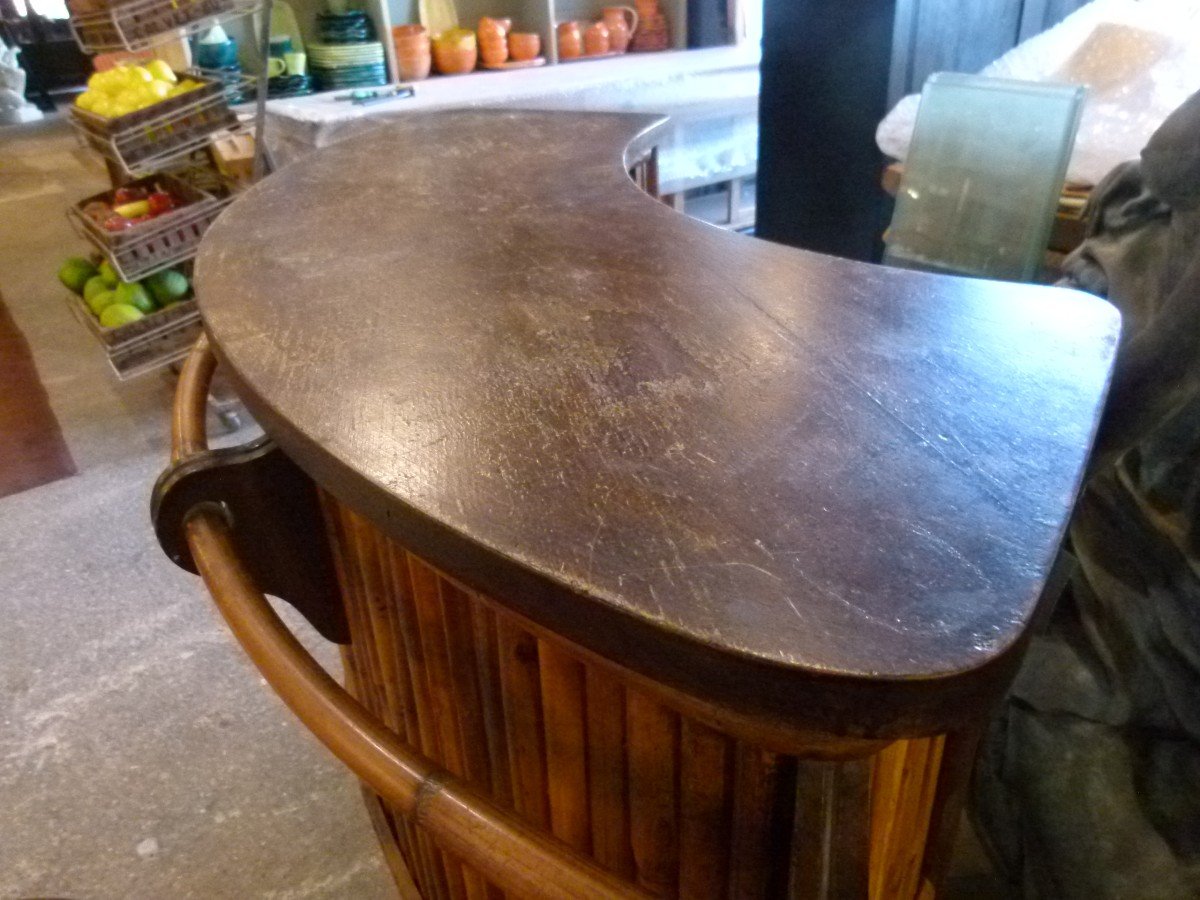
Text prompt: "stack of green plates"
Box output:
[[309, 41, 387, 90]]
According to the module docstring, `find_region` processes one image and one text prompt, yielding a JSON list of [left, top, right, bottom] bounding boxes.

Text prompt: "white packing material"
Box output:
[[876, 0, 1200, 186]]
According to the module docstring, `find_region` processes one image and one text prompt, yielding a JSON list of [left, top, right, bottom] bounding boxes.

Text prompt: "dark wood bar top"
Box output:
[[195, 110, 1119, 739]]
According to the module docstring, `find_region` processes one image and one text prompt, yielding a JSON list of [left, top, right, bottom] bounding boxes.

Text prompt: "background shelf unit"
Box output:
[[221, 0, 694, 88]]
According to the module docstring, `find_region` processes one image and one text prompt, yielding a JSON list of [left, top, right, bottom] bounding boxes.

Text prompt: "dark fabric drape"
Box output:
[[973, 90, 1200, 899]]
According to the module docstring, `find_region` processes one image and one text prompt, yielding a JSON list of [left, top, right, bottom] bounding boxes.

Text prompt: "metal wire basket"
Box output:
[[68, 173, 232, 282], [67, 0, 257, 54], [65, 290, 203, 380], [69, 72, 241, 177]]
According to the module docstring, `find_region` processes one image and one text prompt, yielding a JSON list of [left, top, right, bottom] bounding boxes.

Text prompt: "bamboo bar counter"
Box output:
[[152, 110, 1120, 899]]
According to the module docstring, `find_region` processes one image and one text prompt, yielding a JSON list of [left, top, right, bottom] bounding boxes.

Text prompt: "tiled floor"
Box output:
[[0, 117, 1007, 900]]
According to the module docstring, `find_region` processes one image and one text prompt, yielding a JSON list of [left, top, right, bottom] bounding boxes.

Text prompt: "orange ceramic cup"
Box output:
[[393, 23, 427, 41], [395, 46, 431, 79], [556, 21, 582, 58], [479, 35, 508, 65], [478, 16, 507, 39], [392, 23, 431, 79], [584, 21, 610, 55], [507, 32, 540, 61], [433, 41, 477, 74]]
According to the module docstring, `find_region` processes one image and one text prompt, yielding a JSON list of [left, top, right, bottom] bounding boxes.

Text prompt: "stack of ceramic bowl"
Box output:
[[392, 24, 431, 81], [477, 17, 509, 67], [310, 8, 387, 91], [630, 0, 669, 51]]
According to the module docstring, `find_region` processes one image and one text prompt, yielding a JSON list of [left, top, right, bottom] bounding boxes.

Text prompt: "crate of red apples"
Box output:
[[69, 173, 228, 282]]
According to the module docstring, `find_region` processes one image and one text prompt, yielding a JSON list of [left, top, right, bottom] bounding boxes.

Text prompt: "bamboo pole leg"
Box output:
[[539, 641, 591, 853], [497, 616, 551, 829], [678, 720, 733, 899], [790, 759, 871, 900], [917, 729, 982, 896], [627, 690, 680, 896], [586, 666, 633, 879], [728, 745, 783, 899]]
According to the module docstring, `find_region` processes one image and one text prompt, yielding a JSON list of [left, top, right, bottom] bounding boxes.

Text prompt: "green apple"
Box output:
[[99, 303, 145, 328], [58, 257, 98, 294], [83, 275, 109, 303], [87, 289, 117, 317], [114, 281, 156, 314], [97, 259, 119, 288], [145, 269, 189, 305]]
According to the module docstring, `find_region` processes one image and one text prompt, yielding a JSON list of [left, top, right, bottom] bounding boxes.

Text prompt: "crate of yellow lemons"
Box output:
[[74, 61, 204, 120]]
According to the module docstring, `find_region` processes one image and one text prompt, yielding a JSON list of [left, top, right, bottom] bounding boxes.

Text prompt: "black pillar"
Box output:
[[687, 0, 731, 48], [756, 0, 897, 261]]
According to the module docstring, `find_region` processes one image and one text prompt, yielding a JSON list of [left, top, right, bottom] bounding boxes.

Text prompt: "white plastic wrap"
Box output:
[[877, 0, 1200, 186]]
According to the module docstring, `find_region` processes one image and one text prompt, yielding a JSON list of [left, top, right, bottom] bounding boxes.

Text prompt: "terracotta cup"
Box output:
[[556, 21, 582, 59], [479, 34, 508, 65], [478, 16, 508, 39], [393, 23, 428, 42], [396, 48, 432, 79], [601, 5, 638, 53], [432, 37, 478, 74], [393, 23, 432, 75], [507, 31, 540, 61], [392, 24, 432, 79], [584, 20, 610, 56]]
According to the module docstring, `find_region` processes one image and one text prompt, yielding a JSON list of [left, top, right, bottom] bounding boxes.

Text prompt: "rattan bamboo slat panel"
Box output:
[[324, 493, 947, 899]]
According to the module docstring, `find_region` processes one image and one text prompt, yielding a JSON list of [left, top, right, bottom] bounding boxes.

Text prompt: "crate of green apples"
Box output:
[[58, 254, 197, 347]]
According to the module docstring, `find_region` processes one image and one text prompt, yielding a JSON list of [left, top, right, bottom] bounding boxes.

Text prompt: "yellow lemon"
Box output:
[[131, 65, 154, 83], [146, 59, 177, 83], [112, 89, 143, 117], [146, 80, 171, 101], [91, 69, 119, 94]]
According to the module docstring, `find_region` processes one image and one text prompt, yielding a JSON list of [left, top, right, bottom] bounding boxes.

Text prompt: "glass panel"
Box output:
[[884, 73, 1085, 282]]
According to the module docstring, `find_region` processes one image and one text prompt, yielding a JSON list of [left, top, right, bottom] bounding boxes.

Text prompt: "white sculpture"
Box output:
[[0, 37, 45, 126]]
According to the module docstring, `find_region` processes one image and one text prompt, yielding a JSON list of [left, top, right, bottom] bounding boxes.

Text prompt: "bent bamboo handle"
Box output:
[[172, 337, 650, 900]]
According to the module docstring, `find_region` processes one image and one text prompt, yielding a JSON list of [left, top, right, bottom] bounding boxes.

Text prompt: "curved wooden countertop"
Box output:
[[195, 110, 1119, 740]]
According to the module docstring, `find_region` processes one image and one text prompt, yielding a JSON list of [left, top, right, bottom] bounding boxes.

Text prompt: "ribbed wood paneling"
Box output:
[[323, 494, 951, 899]]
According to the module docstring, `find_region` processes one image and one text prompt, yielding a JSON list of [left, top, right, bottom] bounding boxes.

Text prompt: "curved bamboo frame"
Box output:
[[172, 336, 650, 900]]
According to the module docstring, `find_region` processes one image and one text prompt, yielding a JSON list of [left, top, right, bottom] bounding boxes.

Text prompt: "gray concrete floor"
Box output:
[[0, 119, 394, 900], [0, 117, 1005, 900]]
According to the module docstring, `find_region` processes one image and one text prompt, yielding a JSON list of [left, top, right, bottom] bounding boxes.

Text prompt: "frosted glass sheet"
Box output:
[[885, 73, 1085, 282]]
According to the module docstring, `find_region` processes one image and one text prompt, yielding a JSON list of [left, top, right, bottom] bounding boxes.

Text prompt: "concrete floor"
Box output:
[[0, 118, 1006, 900], [0, 119, 394, 899]]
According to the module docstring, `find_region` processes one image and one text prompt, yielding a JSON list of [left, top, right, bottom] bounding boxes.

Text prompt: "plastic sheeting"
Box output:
[[877, 0, 1200, 186]]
